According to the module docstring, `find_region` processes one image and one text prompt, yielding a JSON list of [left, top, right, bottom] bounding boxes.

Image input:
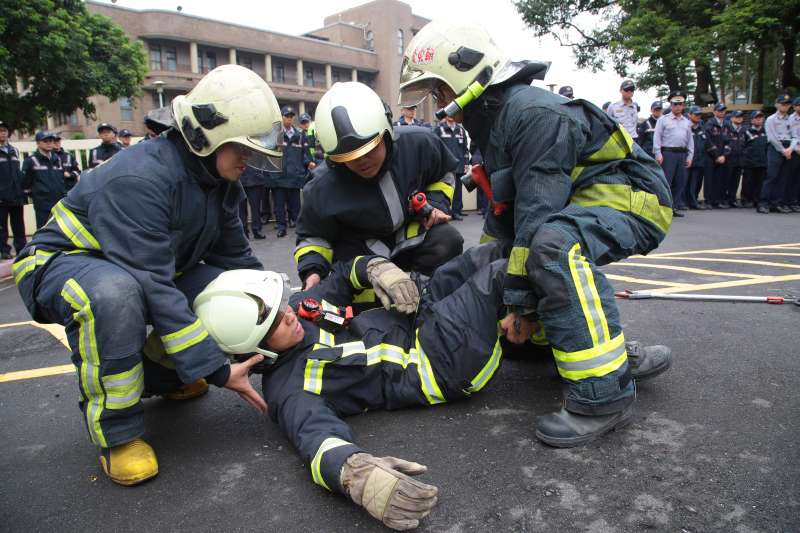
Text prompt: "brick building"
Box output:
[[50, 0, 433, 138]]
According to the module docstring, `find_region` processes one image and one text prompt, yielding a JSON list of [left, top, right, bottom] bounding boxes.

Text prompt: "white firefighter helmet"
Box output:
[[172, 64, 283, 171], [315, 81, 396, 163], [398, 20, 546, 117], [193, 269, 290, 361]]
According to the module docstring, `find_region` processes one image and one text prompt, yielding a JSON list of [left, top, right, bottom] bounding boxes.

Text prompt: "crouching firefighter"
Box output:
[[12, 65, 284, 485], [294, 81, 464, 295], [398, 20, 673, 447]]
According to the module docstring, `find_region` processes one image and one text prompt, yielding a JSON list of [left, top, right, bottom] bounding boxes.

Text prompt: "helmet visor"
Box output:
[[397, 77, 440, 108], [258, 274, 292, 343], [242, 121, 283, 172]]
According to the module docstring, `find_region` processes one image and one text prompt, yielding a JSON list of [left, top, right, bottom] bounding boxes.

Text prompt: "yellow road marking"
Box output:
[[610, 262, 764, 279], [697, 251, 800, 257], [651, 274, 800, 294], [627, 256, 800, 270], [643, 243, 800, 257], [0, 364, 75, 383], [0, 320, 70, 349], [604, 274, 689, 288]]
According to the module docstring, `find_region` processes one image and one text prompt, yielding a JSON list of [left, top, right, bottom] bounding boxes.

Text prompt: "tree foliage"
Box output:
[[514, 0, 800, 103], [0, 0, 147, 132]]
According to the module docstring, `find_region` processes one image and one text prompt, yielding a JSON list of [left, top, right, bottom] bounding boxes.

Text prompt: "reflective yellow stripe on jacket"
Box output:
[[570, 183, 672, 235], [160, 319, 208, 355]]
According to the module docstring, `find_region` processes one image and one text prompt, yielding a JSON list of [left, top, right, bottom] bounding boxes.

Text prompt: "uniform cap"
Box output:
[[281, 105, 296, 117], [730, 110, 744, 118], [620, 80, 635, 91], [602, 101, 611, 111], [118, 129, 132, 137], [774, 94, 792, 104], [651, 101, 663, 110], [713, 103, 727, 112], [558, 86, 574, 98], [792, 96, 800, 106], [667, 89, 687, 103], [750, 110, 764, 119], [299, 113, 312, 123], [0, 120, 9, 131], [97, 122, 117, 133], [35, 130, 57, 141], [53, 131, 63, 140], [688, 105, 703, 115]]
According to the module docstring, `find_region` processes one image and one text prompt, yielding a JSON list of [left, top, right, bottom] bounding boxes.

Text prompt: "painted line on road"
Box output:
[[611, 262, 765, 279], [604, 274, 688, 288], [699, 251, 800, 257], [648, 273, 800, 294], [0, 320, 70, 348], [643, 243, 800, 258], [626, 256, 800, 270], [0, 364, 75, 383]]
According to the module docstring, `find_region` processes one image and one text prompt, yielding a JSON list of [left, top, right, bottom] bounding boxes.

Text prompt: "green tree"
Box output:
[[0, 0, 147, 133]]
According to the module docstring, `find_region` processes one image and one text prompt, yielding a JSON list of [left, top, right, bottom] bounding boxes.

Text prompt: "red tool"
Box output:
[[409, 191, 434, 218], [615, 289, 797, 304], [298, 298, 354, 331], [460, 164, 508, 216]]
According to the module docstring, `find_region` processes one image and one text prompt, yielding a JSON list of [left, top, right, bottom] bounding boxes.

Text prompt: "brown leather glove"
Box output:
[[366, 258, 420, 314], [341, 453, 439, 531]]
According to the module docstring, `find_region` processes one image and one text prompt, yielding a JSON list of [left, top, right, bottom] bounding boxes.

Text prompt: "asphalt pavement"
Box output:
[[1, 208, 799, 532]]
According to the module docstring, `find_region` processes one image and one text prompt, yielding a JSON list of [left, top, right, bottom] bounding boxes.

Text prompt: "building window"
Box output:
[[332, 70, 341, 83], [199, 50, 217, 73], [238, 53, 253, 70], [273, 63, 285, 83], [396, 29, 404, 55], [120, 97, 133, 122], [305, 67, 314, 87], [165, 47, 177, 71], [149, 45, 162, 70], [69, 111, 79, 126], [366, 30, 374, 51]]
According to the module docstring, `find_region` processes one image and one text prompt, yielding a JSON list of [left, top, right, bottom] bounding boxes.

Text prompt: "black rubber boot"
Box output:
[[535, 404, 634, 448], [625, 341, 672, 381]]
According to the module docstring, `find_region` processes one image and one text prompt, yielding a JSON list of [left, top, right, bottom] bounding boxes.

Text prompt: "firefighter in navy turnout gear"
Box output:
[[742, 110, 767, 208], [724, 110, 747, 207], [703, 104, 731, 208], [653, 90, 694, 216], [0, 120, 26, 259], [636, 101, 663, 156], [12, 65, 284, 486], [275, 106, 309, 238], [399, 20, 673, 447], [433, 115, 471, 219], [299, 113, 321, 172], [687, 106, 710, 209], [53, 132, 81, 191], [295, 82, 463, 294], [88, 123, 122, 168], [21, 131, 65, 229], [196, 242, 519, 531]]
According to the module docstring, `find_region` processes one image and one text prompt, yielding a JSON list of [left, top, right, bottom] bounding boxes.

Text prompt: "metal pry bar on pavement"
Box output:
[[614, 289, 797, 304]]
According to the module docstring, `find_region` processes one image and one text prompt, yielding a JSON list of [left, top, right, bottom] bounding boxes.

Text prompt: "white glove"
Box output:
[[366, 258, 420, 314]]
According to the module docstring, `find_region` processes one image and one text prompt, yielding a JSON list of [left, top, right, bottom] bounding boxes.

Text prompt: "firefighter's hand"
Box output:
[[423, 207, 451, 229], [303, 273, 321, 290], [500, 313, 537, 344], [367, 258, 419, 314], [656, 154, 664, 165], [225, 355, 267, 413]]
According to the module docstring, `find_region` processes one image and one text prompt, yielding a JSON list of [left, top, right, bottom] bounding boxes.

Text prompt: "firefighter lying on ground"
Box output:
[[193, 243, 671, 531], [12, 65, 284, 486], [294, 82, 464, 293]]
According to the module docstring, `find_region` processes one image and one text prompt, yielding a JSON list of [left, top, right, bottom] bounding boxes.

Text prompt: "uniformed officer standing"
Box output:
[[21, 131, 65, 229], [53, 133, 81, 191], [0, 121, 26, 259], [299, 113, 322, 173], [653, 90, 693, 216], [238, 166, 268, 239], [274, 106, 310, 238], [395, 104, 428, 127], [558, 85, 574, 99], [12, 64, 283, 486], [724, 110, 747, 207], [399, 20, 673, 448], [703, 103, 731, 208], [787, 97, 800, 210], [118, 129, 133, 148], [88, 123, 123, 168], [432, 116, 471, 219], [636, 101, 663, 156], [759, 93, 796, 213], [606, 80, 639, 140], [741, 110, 767, 208], [686, 106, 710, 209]]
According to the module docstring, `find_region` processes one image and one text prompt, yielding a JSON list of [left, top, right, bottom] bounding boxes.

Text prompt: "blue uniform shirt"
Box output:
[[788, 112, 800, 152], [653, 113, 694, 163], [765, 112, 796, 153], [606, 100, 639, 138]]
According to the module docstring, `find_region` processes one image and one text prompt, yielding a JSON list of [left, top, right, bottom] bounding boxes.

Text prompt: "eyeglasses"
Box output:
[[622, 88, 635, 93]]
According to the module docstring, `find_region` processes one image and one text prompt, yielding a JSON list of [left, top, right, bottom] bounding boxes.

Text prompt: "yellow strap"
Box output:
[[571, 125, 634, 182], [310, 437, 351, 491], [294, 245, 333, 265], [424, 181, 455, 202], [507, 246, 530, 277], [570, 183, 672, 234]]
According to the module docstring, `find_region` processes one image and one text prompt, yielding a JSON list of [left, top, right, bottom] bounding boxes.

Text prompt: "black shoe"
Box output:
[[776, 205, 792, 214], [625, 341, 672, 381], [741, 201, 754, 208], [276, 229, 287, 238], [253, 231, 266, 240], [460, 212, 469, 216], [677, 206, 689, 211], [688, 204, 701, 210], [452, 214, 463, 221], [717, 202, 730, 209], [0, 252, 11, 260], [535, 405, 634, 448], [790, 205, 800, 213], [672, 209, 685, 217], [288, 220, 296, 228], [700, 203, 712, 210], [757, 205, 769, 214], [731, 200, 743, 208]]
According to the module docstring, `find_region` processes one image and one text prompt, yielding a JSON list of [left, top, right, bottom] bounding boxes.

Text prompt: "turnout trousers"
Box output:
[[524, 204, 664, 415], [16, 252, 222, 448]]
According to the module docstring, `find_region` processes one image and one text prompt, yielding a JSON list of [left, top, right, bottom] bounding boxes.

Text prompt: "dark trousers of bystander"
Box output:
[[0, 204, 26, 255], [741, 167, 765, 206], [239, 185, 264, 235], [662, 151, 688, 209], [686, 166, 703, 208], [761, 149, 793, 208], [704, 162, 728, 207], [273, 187, 301, 232], [724, 166, 743, 205]]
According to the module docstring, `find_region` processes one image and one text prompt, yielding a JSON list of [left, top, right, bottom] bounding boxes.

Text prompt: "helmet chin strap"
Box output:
[[255, 346, 280, 362], [435, 66, 493, 120]]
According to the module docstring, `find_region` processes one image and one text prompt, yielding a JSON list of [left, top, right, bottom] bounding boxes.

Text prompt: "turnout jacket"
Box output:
[[742, 126, 767, 168], [88, 141, 122, 168], [463, 83, 671, 310], [13, 132, 261, 384], [0, 144, 24, 206], [294, 126, 459, 282], [21, 151, 65, 207]]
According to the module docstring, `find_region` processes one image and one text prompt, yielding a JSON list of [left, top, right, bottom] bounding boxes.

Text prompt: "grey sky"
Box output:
[[96, 0, 660, 116]]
